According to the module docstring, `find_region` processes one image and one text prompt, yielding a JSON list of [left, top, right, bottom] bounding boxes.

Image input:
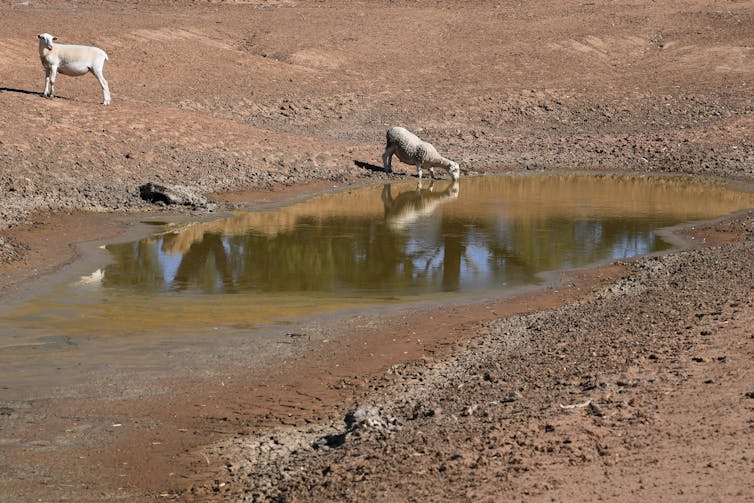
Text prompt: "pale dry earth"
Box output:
[[1, 0, 753, 501]]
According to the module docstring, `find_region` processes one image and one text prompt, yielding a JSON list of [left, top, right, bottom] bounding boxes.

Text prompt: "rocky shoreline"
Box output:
[[201, 215, 754, 501]]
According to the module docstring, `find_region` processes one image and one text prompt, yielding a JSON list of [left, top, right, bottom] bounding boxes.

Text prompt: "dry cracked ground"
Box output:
[[1, 0, 754, 501]]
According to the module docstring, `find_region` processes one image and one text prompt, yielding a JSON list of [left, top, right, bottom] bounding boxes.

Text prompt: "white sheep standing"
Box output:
[[37, 33, 110, 105], [382, 126, 460, 180]]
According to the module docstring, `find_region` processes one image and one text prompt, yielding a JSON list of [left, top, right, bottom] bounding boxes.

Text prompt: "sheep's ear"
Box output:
[[37, 34, 42, 39], [53, 37, 58, 41]]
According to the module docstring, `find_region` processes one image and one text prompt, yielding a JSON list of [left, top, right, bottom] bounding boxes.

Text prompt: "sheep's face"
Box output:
[[37, 33, 57, 50], [449, 162, 460, 181]]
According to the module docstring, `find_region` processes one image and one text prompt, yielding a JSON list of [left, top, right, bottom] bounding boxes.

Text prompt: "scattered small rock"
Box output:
[[314, 405, 398, 450], [344, 405, 398, 434], [462, 404, 480, 416], [501, 390, 523, 403], [588, 402, 604, 417]]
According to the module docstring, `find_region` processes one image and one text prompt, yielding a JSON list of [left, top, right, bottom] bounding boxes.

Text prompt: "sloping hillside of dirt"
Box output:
[[0, 1, 753, 501]]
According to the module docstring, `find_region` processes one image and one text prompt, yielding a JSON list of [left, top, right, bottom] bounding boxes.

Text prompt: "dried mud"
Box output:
[[1, 1, 753, 501]]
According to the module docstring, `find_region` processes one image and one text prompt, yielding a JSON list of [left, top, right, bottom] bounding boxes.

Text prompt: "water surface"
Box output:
[[6, 173, 754, 332], [2, 173, 754, 379]]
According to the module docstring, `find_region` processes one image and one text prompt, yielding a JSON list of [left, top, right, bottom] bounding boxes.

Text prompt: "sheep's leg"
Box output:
[[382, 147, 394, 173], [429, 167, 437, 180], [416, 161, 424, 179], [48, 65, 58, 99], [381, 184, 393, 206], [43, 69, 51, 98], [91, 65, 110, 105]]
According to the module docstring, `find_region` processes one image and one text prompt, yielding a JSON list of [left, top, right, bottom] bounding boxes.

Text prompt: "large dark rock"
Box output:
[[138, 182, 212, 210]]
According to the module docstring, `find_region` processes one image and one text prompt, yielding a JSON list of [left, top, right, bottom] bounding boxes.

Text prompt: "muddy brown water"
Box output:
[[2, 173, 754, 400]]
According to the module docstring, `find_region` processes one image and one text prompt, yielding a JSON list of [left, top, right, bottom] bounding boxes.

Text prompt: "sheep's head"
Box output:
[[449, 161, 460, 181], [37, 33, 57, 50]]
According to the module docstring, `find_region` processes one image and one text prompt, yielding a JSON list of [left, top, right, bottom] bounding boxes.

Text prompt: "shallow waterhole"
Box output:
[[2, 173, 754, 398]]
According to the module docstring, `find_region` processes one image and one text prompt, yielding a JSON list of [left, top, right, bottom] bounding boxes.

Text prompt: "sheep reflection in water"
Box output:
[[381, 179, 459, 231]]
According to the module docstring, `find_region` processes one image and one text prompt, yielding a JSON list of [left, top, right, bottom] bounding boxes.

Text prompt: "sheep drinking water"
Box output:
[[37, 33, 111, 105], [382, 126, 460, 180]]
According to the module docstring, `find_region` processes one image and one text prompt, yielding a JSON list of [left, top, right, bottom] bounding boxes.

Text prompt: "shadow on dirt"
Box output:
[[354, 160, 386, 173], [354, 160, 431, 179], [0, 87, 72, 101], [0, 87, 42, 96]]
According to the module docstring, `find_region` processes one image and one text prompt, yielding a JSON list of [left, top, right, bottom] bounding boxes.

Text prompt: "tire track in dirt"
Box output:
[[0, 38, 33, 66], [102, 27, 233, 51], [550, 34, 754, 76], [674, 44, 754, 74], [549, 35, 654, 63]]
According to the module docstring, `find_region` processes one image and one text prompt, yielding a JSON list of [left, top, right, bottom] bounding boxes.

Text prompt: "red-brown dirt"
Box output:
[[1, 1, 753, 501]]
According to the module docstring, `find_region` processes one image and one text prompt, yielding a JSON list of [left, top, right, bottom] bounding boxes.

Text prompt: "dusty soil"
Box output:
[[1, 0, 753, 501]]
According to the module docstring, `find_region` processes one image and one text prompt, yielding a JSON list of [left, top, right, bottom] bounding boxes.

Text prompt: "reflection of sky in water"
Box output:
[[612, 230, 653, 259], [159, 241, 182, 285], [111, 211, 659, 294], [460, 243, 489, 287], [94, 175, 754, 298]]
